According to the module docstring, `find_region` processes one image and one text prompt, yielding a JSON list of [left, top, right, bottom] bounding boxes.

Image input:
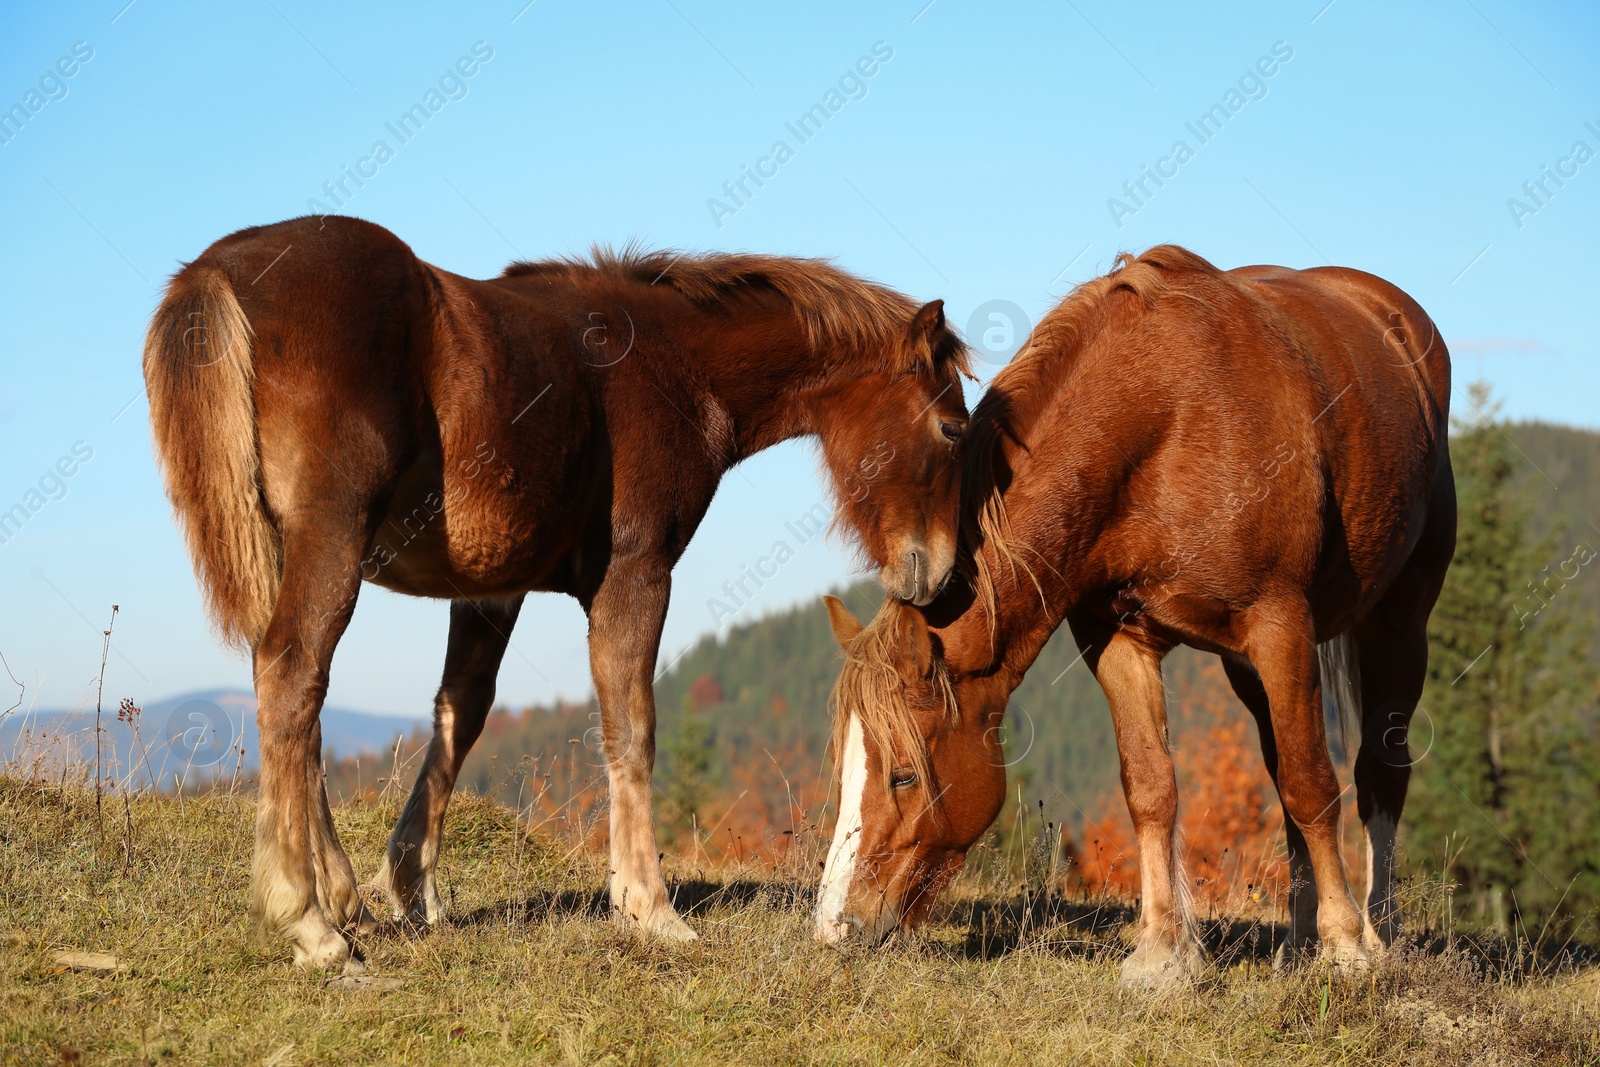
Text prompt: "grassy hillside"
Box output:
[[5, 779, 1599, 1065], [326, 581, 893, 855]]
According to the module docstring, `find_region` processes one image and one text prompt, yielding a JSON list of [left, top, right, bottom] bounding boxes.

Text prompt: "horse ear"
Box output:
[[903, 299, 946, 373], [824, 595, 864, 647], [896, 605, 934, 676]]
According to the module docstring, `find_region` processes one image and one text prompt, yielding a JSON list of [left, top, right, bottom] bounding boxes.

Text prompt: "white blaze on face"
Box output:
[[814, 715, 869, 943]]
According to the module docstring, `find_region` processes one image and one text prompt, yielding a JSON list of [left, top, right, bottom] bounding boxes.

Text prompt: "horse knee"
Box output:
[[1276, 770, 1342, 835]]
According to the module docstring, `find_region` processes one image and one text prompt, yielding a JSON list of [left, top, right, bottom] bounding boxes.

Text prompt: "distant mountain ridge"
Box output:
[[1, 687, 421, 788]]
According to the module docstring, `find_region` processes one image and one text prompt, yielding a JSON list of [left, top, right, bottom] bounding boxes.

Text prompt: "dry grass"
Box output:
[[2, 777, 1598, 1066]]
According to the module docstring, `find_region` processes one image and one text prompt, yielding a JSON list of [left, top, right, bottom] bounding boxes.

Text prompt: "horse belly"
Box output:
[[363, 447, 584, 599]]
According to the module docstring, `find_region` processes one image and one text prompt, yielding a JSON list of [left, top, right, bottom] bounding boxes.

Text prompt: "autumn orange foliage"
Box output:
[[713, 732, 831, 868], [687, 673, 725, 710]]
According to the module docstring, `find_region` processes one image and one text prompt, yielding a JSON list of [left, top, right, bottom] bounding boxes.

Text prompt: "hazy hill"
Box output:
[[2, 688, 417, 790]]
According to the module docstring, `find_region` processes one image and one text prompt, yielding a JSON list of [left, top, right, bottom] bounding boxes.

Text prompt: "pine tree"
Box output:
[[1403, 382, 1600, 934]]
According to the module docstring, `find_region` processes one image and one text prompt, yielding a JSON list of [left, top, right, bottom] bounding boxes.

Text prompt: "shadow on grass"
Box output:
[[434, 872, 1600, 981], [930, 888, 1600, 977], [932, 893, 1139, 963], [449, 876, 814, 930]]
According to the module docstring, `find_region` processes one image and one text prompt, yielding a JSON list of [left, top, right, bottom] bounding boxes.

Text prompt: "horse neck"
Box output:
[[943, 560, 1067, 703], [672, 298, 892, 463], [950, 381, 1119, 690]]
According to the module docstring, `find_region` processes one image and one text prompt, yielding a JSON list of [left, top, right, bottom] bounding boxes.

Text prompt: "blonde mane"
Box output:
[[829, 598, 957, 792]]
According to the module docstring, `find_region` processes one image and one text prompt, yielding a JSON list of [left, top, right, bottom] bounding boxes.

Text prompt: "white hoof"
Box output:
[[1360, 922, 1395, 959], [1323, 938, 1371, 975], [348, 901, 379, 937], [1118, 939, 1206, 992], [639, 909, 699, 943], [616, 898, 699, 942], [611, 876, 697, 942], [369, 857, 407, 921], [369, 857, 434, 926], [291, 926, 351, 973]]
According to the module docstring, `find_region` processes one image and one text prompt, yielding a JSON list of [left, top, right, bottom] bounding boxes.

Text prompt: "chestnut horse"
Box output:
[[144, 215, 972, 971], [814, 246, 1454, 989]]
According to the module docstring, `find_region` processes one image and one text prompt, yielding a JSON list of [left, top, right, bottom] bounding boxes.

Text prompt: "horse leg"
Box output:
[[1245, 602, 1367, 970], [1349, 624, 1423, 954], [1076, 620, 1202, 989], [306, 715, 374, 939], [251, 516, 367, 971], [1221, 655, 1318, 960], [587, 565, 693, 940], [1351, 562, 1446, 950], [376, 596, 524, 924]]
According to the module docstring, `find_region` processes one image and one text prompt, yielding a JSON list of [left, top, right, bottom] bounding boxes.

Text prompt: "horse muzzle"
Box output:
[[880, 546, 952, 606], [813, 904, 899, 947]]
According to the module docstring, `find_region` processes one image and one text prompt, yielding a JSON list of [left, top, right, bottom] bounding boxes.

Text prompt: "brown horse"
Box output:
[[814, 246, 1454, 989], [143, 215, 973, 971]]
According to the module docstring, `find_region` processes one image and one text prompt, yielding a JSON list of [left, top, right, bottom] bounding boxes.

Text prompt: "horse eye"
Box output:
[[890, 768, 917, 788], [938, 419, 965, 442]]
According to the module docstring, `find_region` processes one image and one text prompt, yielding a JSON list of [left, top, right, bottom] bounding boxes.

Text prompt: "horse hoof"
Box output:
[[293, 929, 351, 973], [1325, 940, 1371, 975], [638, 910, 699, 943], [1360, 924, 1394, 959], [1117, 943, 1204, 992], [343, 900, 380, 937], [369, 860, 430, 925]]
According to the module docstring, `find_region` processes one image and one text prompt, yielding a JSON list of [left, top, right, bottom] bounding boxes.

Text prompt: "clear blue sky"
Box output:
[[1, 0, 1595, 719]]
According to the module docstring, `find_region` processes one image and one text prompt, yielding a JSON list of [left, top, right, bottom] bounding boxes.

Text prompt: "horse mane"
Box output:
[[971, 244, 1220, 471], [829, 599, 958, 792], [504, 246, 972, 378], [825, 245, 1222, 776]]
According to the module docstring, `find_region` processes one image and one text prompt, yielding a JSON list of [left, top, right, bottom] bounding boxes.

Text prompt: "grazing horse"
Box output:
[[144, 215, 972, 971], [813, 246, 1455, 988]]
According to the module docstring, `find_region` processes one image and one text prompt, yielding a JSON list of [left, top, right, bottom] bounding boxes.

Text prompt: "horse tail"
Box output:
[[143, 265, 280, 650], [1317, 631, 1362, 760]]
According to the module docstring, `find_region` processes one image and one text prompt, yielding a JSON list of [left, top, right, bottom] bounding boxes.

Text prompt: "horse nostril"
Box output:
[[904, 549, 924, 596]]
